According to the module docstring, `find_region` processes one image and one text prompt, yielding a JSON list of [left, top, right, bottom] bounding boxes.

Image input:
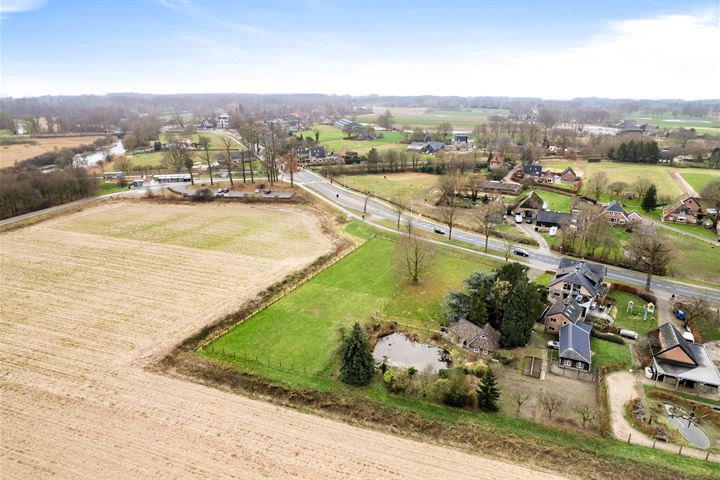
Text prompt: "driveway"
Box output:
[[606, 371, 717, 461], [520, 223, 550, 252]]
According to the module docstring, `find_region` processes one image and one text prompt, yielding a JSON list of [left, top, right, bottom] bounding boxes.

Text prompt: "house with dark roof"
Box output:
[[536, 210, 570, 228], [513, 191, 545, 221], [424, 141, 445, 154], [558, 167, 580, 182], [661, 193, 704, 224], [648, 323, 720, 392], [543, 297, 584, 333], [308, 146, 326, 160], [548, 258, 607, 312], [600, 200, 641, 226], [523, 165, 543, 177], [480, 181, 522, 196], [447, 319, 501, 355], [559, 322, 592, 371]]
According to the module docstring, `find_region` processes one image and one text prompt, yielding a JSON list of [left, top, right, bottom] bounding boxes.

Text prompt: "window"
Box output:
[[562, 359, 572, 367], [553, 291, 561, 297], [576, 361, 584, 369]]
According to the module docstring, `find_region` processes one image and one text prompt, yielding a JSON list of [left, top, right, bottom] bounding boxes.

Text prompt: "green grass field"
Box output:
[[297, 125, 406, 155], [661, 230, 720, 285], [207, 228, 501, 374], [158, 132, 236, 150], [607, 291, 657, 336], [680, 172, 720, 193], [532, 189, 573, 212], [96, 180, 128, 196], [628, 114, 720, 136], [591, 338, 632, 368], [338, 172, 440, 204], [356, 107, 509, 128]]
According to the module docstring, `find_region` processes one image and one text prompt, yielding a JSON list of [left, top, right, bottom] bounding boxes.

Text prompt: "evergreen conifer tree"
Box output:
[[340, 322, 375, 386], [642, 184, 657, 212], [477, 369, 500, 412]]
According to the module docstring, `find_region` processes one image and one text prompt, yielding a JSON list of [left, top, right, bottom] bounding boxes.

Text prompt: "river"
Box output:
[[74, 140, 126, 166]]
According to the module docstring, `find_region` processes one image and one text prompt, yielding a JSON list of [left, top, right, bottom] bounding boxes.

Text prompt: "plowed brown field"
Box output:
[[0, 202, 567, 480]]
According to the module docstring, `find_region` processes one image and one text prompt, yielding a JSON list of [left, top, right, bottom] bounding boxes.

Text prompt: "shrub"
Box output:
[[438, 368, 450, 379], [591, 331, 625, 344], [193, 188, 214, 202], [464, 360, 488, 378], [587, 157, 601, 163]]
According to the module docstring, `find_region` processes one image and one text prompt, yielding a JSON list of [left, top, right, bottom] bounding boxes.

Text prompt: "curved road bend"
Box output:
[[293, 169, 720, 304]]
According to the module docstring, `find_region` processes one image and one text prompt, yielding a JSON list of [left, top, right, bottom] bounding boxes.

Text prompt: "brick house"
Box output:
[[544, 297, 584, 333], [547, 258, 607, 313], [599, 200, 641, 226], [513, 191, 545, 221], [661, 194, 704, 224], [488, 153, 504, 170]]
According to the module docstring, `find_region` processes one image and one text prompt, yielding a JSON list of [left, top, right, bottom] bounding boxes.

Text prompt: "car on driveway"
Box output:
[[513, 248, 529, 257], [515, 214, 523, 224], [644, 367, 654, 379], [433, 227, 446, 235], [547, 341, 559, 350]]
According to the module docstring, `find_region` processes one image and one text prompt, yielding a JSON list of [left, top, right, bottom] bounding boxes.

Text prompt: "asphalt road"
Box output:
[[293, 169, 720, 303]]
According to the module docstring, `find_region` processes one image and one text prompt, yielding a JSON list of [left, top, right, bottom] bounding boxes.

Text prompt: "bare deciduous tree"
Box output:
[[511, 392, 529, 414], [197, 135, 214, 185], [540, 394, 564, 420], [219, 136, 235, 186], [395, 221, 435, 283], [113, 155, 131, 175], [626, 232, 674, 291], [280, 152, 299, 187], [477, 202, 504, 252], [162, 144, 189, 173], [586, 171, 608, 200], [574, 404, 597, 429]]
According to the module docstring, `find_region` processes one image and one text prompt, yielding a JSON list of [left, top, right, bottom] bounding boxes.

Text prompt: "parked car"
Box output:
[[433, 227, 446, 235], [674, 310, 686, 320], [526, 217, 533, 224], [644, 367, 654, 379], [547, 340, 560, 350], [515, 214, 523, 224], [513, 248, 529, 257]]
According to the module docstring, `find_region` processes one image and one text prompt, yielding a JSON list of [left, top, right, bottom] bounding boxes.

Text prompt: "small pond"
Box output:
[[372, 332, 450, 373], [667, 415, 711, 449]]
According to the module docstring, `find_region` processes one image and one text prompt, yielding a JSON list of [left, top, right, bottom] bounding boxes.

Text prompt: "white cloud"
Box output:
[[0, 0, 45, 14]]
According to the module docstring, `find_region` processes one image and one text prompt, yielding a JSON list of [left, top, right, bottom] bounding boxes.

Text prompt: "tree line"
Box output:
[[607, 140, 660, 163], [0, 168, 97, 219]]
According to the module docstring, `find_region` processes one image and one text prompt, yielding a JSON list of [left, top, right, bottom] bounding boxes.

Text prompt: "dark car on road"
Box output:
[[513, 248, 530, 257], [434, 227, 445, 235]]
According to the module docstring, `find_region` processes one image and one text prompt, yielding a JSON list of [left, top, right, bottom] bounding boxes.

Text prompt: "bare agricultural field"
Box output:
[[0, 135, 103, 168], [0, 201, 566, 480]]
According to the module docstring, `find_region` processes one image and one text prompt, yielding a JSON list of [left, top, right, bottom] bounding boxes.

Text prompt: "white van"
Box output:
[[515, 214, 523, 224], [619, 329, 639, 340]]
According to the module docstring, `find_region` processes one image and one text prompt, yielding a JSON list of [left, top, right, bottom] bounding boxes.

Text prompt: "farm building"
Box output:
[[536, 210, 570, 228], [648, 323, 720, 393]]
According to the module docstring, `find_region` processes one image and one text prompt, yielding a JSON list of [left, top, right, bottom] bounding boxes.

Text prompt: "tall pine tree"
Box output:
[[500, 282, 535, 347], [642, 184, 657, 212], [340, 322, 375, 386], [477, 369, 500, 412]]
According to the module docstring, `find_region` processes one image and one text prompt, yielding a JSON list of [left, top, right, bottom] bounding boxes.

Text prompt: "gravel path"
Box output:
[[606, 371, 717, 461]]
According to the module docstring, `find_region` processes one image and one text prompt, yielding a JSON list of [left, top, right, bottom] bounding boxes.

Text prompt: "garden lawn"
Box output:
[[206, 229, 499, 376], [607, 291, 657, 336], [533, 189, 572, 212], [591, 338, 631, 368], [680, 172, 720, 193], [96, 180, 128, 196], [297, 125, 406, 155]]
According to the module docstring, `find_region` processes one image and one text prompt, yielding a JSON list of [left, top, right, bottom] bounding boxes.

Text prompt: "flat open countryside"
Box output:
[[0, 135, 103, 168], [298, 125, 406, 155], [0, 202, 566, 480], [356, 107, 510, 128]]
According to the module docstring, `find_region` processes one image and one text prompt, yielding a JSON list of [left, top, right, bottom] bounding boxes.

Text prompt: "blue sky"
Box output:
[[1, 0, 718, 99]]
